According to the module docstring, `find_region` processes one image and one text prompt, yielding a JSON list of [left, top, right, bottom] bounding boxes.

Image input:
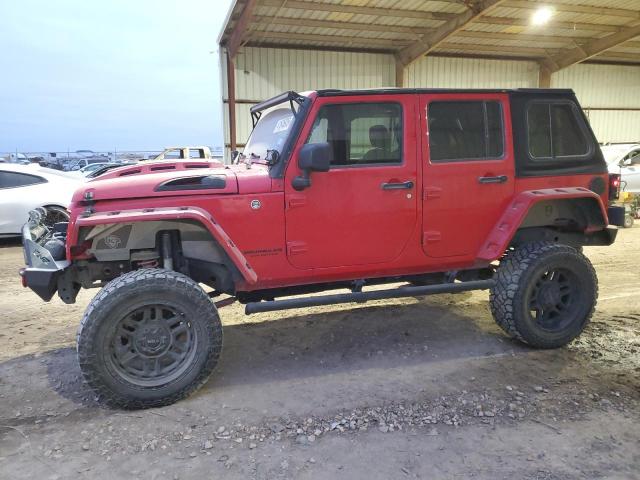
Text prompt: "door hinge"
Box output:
[[287, 195, 306, 209], [422, 231, 441, 244], [423, 187, 442, 200], [287, 241, 308, 256]]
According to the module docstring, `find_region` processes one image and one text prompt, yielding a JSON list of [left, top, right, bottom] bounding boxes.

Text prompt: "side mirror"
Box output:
[[292, 143, 332, 191]]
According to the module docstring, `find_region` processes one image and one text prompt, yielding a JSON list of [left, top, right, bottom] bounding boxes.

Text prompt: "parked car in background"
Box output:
[[84, 162, 138, 179], [67, 162, 116, 177], [0, 164, 81, 236], [151, 146, 217, 161], [80, 162, 114, 175], [64, 157, 112, 172], [3, 153, 31, 165], [602, 143, 640, 193]]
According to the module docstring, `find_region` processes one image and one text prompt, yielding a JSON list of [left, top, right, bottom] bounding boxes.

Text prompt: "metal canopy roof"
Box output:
[[219, 0, 640, 68]]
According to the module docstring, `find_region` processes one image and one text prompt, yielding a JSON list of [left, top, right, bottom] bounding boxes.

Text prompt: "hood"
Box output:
[[71, 161, 272, 202]]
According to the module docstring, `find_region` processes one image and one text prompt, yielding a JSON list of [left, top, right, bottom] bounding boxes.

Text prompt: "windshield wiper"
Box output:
[[265, 149, 280, 166], [231, 150, 246, 164]]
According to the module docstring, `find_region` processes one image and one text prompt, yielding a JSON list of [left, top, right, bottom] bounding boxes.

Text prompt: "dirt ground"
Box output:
[[0, 230, 639, 480]]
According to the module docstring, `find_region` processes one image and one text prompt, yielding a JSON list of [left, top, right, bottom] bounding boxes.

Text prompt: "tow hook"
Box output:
[[18, 268, 27, 287]]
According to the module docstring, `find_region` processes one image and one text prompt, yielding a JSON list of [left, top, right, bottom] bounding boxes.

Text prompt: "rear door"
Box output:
[[284, 95, 418, 269], [419, 93, 514, 258]]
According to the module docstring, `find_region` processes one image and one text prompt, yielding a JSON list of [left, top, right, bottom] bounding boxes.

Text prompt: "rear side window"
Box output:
[[527, 102, 590, 159], [428, 101, 504, 162], [0, 171, 47, 189], [163, 149, 183, 160], [306, 103, 402, 166], [189, 149, 205, 159]]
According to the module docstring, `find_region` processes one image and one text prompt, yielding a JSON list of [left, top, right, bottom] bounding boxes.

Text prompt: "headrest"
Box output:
[[369, 125, 390, 149]]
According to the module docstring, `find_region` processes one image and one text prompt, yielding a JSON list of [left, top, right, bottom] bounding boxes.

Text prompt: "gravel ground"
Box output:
[[0, 230, 639, 480]]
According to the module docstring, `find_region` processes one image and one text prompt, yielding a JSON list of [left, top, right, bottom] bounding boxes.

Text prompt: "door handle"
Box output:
[[478, 175, 508, 184], [381, 181, 414, 190]]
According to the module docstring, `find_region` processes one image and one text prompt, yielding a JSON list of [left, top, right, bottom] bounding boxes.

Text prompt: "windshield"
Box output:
[[242, 107, 295, 162]]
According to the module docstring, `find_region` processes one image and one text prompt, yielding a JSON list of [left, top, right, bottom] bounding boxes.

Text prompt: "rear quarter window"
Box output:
[[526, 101, 591, 160], [510, 92, 605, 177], [0, 171, 47, 189]]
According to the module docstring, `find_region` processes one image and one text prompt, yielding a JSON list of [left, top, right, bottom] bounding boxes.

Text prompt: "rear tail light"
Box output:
[[609, 173, 621, 201]]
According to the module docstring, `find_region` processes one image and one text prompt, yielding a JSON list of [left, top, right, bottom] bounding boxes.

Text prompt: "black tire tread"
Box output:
[[77, 269, 222, 409], [489, 241, 598, 348]]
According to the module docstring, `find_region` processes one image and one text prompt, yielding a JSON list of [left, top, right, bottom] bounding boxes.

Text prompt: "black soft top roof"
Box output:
[[316, 88, 575, 97]]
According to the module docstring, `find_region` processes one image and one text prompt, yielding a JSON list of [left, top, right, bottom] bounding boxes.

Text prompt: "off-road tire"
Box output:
[[77, 269, 222, 409], [624, 215, 634, 228], [490, 242, 597, 349]]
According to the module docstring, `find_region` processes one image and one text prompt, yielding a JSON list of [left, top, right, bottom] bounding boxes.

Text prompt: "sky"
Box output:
[[0, 0, 234, 153]]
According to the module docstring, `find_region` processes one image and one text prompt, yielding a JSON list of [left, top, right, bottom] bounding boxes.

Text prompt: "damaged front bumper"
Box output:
[[20, 209, 70, 302]]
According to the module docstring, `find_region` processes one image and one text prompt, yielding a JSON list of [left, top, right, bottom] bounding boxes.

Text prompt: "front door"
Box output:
[[284, 96, 418, 269], [419, 93, 515, 258]]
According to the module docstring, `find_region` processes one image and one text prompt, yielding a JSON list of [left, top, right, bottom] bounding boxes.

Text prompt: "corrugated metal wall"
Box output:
[[404, 56, 539, 89], [551, 63, 640, 143], [222, 47, 640, 156]]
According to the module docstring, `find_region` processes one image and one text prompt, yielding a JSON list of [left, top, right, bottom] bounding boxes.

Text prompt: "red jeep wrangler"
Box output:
[[21, 88, 623, 408]]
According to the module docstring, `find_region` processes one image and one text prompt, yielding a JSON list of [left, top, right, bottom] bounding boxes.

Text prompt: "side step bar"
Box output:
[[245, 279, 495, 315]]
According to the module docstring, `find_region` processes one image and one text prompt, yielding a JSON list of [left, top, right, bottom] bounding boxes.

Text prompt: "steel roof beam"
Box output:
[[227, 0, 258, 59], [259, 0, 456, 21], [542, 23, 640, 73], [396, 0, 508, 66]]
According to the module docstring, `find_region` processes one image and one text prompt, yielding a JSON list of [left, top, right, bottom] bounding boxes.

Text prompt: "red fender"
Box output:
[[71, 206, 258, 284], [477, 187, 608, 262]]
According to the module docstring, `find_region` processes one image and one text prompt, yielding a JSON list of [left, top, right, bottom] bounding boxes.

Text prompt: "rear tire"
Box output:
[[624, 215, 634, 228], [490, 242, 597, 349], [77, 269, 222, 409]]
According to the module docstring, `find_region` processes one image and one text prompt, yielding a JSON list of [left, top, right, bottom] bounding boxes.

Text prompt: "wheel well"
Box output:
[[80, 219, 239, 293], [518, 197, 606, 231], [511, 197, 608, 248]]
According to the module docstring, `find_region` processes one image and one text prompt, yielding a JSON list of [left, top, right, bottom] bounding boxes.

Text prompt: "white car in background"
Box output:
[[66, 162, 114, 177], [602, 143, 640, 193], [0, 164, 82, 237]]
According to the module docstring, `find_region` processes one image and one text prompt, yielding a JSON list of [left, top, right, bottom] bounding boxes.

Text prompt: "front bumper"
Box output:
[[20, 211, 69, 302]]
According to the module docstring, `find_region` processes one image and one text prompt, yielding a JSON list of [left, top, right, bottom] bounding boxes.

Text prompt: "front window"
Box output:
[[242, 107, 295, 163], [305, 102, 402, 166]]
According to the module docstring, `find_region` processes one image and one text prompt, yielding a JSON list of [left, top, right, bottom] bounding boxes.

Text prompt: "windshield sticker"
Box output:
[[273, 115, 294, 134]]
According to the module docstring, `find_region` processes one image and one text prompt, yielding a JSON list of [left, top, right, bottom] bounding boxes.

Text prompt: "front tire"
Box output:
[[77, 269, 222, 409], [490, 242, 597, 349]]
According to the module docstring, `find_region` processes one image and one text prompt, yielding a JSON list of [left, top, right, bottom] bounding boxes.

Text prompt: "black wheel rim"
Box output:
[[108, 304, 197, 387], [527, 268, 580, 332], [43, 208, 69, 228]]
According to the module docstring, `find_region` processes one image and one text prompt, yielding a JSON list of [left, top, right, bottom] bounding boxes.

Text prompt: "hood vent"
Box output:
[[155, 175, 227, 192]]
